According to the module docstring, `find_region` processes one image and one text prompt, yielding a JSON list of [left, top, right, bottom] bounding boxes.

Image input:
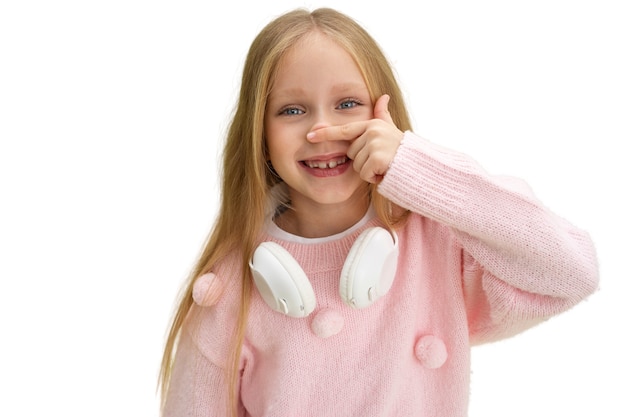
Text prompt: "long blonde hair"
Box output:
[[158, 7, 413, 415]]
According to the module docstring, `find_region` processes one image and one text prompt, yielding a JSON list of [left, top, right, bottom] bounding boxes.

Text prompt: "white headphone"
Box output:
[[249, 227, 399, 318]]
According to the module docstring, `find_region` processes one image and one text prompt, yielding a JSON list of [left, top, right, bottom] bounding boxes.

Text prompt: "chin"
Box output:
[[307, 185, 369, 207]]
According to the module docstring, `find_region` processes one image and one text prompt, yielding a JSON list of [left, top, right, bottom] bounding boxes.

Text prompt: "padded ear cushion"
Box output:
[[340, 227, 399, 309], [250, 242, 316, 317]]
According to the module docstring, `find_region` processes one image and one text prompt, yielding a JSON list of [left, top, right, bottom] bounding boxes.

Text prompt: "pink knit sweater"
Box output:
[[163, 132, 599, 416]]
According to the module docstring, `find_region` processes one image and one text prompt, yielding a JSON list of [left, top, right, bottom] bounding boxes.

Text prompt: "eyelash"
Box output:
[[279, 107, 304, 116], [277, 98, 364, 116], [337, 98, 363, 109]]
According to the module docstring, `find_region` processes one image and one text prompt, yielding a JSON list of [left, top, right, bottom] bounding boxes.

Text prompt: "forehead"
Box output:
[[271, 31, 367, 92], [280, 30, 354, 68]]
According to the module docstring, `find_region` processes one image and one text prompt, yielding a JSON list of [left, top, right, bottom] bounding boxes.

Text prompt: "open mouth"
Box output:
[[301, 156, 348, 169]]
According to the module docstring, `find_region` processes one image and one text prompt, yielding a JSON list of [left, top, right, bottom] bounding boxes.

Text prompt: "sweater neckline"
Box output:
[[265, 205, 377, 245]]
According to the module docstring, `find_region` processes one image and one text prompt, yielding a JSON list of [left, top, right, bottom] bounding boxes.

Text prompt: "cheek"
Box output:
[[265, 131, 283, 158], [264, 123, 280, 160], [265, 122, 302, 159], [265, 135, 292, 172]]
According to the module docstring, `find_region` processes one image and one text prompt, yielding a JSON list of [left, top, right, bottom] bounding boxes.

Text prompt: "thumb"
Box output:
[[374, 94, 394, 124]]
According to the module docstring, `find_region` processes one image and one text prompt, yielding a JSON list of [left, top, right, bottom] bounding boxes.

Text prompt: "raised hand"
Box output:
[[306, 94, 404, 184]]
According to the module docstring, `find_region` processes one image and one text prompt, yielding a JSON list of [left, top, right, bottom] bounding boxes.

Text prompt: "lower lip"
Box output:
[[300, 160, 352, 178]]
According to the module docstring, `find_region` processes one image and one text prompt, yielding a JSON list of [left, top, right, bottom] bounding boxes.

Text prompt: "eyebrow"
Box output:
[[269, 82, 369, 99]]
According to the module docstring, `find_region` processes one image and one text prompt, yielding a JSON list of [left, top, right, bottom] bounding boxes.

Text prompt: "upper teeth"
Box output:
[[305, 157, 347, 169]]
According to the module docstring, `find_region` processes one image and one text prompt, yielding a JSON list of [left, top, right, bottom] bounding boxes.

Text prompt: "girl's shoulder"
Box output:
[[183, 250, 245, 369]]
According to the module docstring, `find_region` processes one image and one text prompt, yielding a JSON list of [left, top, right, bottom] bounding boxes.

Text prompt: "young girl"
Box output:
[[159, 7, 598, 416]]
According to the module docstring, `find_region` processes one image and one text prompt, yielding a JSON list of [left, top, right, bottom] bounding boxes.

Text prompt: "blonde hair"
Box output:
[[158, 7, 412, 415]]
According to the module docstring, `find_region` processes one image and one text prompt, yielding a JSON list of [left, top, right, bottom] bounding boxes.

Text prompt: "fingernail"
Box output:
[[306, 131, 316, 140]]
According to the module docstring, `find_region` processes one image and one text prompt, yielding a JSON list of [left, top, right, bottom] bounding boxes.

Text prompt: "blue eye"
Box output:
[[280, 107, 304, 116], [338, 99, 361, 109]]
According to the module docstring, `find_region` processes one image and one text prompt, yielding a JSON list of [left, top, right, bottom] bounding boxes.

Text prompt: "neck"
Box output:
[[275, 192, 370, 239]]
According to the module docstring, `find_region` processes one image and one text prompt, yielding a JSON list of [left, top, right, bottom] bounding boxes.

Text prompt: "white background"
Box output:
[[1, 1, 624, 416]]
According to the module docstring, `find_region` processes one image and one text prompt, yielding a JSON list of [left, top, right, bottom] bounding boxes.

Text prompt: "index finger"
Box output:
[[306, 120, 368, 143]]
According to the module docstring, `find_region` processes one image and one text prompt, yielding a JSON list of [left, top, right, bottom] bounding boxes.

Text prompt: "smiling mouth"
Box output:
[[302, 156, 348, 169]]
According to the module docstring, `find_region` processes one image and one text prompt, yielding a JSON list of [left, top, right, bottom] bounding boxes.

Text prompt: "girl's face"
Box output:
[[265, 31, 373, 217]]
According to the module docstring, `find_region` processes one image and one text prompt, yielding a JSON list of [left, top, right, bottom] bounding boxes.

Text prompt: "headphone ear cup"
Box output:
[[250, 242, 316, 317], [340, 227, 399, 309]]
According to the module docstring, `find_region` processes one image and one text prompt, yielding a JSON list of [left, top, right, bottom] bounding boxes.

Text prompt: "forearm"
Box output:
[[378, 131, 599, 300]]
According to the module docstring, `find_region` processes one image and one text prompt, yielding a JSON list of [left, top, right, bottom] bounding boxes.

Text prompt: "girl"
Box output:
[[159, 7, 598, 417]]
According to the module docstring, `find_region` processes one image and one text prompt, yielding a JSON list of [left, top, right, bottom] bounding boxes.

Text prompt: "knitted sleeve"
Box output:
[[377, 131, 599, 344], [162, 327, 232, 416], [163, 254, 248, 416]]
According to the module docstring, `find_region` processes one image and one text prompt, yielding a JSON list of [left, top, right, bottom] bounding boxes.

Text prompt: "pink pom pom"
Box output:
[[311, 308, 344, 338], [415, 335, 448, 369], [192, 273, 224, 306]]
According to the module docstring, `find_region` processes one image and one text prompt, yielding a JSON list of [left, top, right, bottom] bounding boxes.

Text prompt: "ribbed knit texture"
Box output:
[[163, 132, 599, 417]]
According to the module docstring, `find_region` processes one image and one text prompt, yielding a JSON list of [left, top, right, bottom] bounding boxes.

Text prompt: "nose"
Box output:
[[308, 107, 334, 136], [309, 120, 330, 133]]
